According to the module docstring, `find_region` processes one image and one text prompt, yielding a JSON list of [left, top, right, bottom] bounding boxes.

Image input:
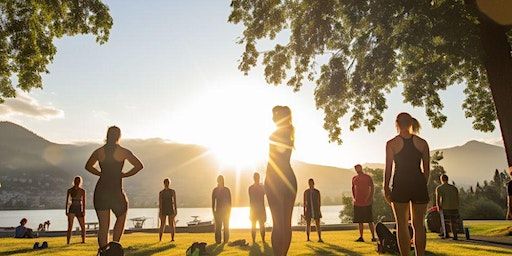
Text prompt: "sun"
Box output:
[[171, 83, 276, 171]]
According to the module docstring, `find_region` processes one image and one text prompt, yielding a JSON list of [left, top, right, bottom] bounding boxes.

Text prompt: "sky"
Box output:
[[0, 0, 504, 169]]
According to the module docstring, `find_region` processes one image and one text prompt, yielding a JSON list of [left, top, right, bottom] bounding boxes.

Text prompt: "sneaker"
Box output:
[[355, 237, 365, 242]]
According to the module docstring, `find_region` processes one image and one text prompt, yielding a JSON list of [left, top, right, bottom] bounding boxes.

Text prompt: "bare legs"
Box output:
[[78, 216, 86, 243], [67, 214, 87, 244], [392, 202, 427, 256], [411, 203, 427, 256], [96, 210, 110, 248], [358, 222, 376, 240], [112, 213, 126, 243], [251, 220, 265, 243], [159, 215, 176, 242], [159, 215, 165, 242], [315, 219, 323, 242], [66, 214, 74, 245], [268, 193, 295, 256]]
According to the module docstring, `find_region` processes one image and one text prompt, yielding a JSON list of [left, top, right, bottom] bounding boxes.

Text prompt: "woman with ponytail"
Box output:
[[85, 126, 144, 252], [265, 106, 297, 256], [383, 113, 430, 256]]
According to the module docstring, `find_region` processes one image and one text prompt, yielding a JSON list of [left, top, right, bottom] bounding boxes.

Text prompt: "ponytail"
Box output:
[[411, 118, 421, 134]]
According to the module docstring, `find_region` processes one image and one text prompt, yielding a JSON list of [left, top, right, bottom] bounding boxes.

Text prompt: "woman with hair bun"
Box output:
[[85, 126, 144, 252], [265, 106, 297, 256], [384, 113, 430, 256]]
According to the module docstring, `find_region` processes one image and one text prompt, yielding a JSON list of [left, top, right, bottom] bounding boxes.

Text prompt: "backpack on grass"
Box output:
[[186, 242, 208, 256], [98, 241, 124, 256]]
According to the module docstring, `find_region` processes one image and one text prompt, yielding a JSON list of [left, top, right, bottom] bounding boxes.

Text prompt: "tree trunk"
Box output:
[[479, 17, 512, 170]]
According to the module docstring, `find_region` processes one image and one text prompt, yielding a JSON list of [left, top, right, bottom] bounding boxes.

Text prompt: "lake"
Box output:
[[0, 205, 344, 231]]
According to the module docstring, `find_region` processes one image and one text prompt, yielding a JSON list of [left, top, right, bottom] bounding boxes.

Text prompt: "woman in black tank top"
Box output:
[[65, 176, 86, 244], [85, 126, 144, 251], [384, 113, 430, 256]]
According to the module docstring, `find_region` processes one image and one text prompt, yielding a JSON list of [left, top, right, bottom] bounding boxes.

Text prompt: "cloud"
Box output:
[[0, 92, 64, 120]]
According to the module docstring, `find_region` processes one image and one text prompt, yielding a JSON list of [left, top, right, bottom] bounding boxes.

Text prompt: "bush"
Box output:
[[461, 198, 506, 220]]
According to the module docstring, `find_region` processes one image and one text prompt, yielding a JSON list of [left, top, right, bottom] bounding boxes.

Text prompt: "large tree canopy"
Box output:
[[0, 0, 112, 103], [228, 0, 512, 167], [230, 0, 503, 139]]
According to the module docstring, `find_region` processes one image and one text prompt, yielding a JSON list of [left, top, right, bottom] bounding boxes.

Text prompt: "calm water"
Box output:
[[0, 205, 343, 231]]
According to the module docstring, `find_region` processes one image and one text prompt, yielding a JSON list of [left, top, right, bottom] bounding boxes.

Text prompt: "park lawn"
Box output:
[[0, 229, 511, 256], [464, 220, 512, 237]]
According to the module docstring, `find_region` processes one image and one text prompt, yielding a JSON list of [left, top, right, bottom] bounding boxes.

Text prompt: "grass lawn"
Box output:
[[1, 228, 511, 256], [464, 220, 512, 237]]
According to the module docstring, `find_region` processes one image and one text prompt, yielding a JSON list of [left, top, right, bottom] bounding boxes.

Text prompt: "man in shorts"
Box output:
[[435, 174, 460, 240], [352, 164, 376, 242], [248, 172, 266, 244]]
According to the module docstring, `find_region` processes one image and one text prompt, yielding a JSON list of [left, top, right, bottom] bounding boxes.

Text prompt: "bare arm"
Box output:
[[351, 181, 356, 201], [422, 141, 430, 180], [435, 188, 441, 209], [121, 150, 144, 178], [384, 141, 394, 202], [172, 191, 177, 216], [158, 192, 162, 216], [368, 177, 374, 203], [508, 195, 512, 220], [317, 190, 321, 208], [85, 150, 101, 176], [303, 191, 307, 213], [212, 189, 216, 213], [227, 189, 232, 210], [82, 189, 86, 213]]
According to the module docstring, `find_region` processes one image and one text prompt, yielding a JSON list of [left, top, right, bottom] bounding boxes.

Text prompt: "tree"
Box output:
[[0, 0, 113, 102], [427, 151, 446, 206], [229, 0, 512, 170]]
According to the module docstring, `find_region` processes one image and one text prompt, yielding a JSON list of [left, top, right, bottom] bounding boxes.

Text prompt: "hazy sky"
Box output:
[[0, 1, 503, 168]]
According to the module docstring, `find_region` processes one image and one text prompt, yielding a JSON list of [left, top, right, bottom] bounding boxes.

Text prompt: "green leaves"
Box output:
[[229, 0, 506, 143], [0, 0, 113, 103]]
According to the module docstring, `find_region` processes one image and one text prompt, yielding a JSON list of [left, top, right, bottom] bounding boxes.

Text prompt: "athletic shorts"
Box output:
[[68, 204, 84, 217], [353, 205, 373, 223], [94, 189, 128, 217]]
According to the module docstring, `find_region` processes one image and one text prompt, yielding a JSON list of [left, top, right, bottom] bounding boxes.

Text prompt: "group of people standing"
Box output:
[[62, 107, 457, 256]]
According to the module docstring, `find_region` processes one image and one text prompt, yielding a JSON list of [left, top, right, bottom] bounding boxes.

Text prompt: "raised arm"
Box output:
[[384, 141, 394, 203], [121, 150, 144, 178], [85, 150, 101, 176]]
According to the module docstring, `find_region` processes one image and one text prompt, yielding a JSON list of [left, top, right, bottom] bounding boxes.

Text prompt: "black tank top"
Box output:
[[98, 145, 124, 191], [394, 135, 423, 178]]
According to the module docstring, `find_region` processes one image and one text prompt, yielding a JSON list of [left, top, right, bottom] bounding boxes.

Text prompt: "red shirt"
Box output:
[[352, 173, 373, 206]]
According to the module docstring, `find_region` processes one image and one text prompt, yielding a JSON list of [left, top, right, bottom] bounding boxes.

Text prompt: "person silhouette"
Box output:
[[212, 175, 231, 244], [66, 176, 86, 244], [303, 178, 323, 242], [85, 126, 144, 251], [384, 113, 430, 256], [159, 178, 177, 242], [264, 106, 297, 256], [248, 172, 266, 244]]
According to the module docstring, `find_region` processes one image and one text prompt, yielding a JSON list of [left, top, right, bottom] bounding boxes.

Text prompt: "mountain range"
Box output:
[[0, 121, 508, 209]]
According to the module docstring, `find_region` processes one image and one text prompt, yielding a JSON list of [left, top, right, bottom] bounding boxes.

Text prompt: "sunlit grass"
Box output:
[[1, 226, 511, 256], [465, 220, 512, 237]]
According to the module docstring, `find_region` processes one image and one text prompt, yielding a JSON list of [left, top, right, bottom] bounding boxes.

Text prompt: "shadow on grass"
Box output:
[[307, 243, 363, 256], [126, 243, 176, 256], [206, 243, 225, 256], [456, 244, 512, 254], [0, 248, 35, 256]]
